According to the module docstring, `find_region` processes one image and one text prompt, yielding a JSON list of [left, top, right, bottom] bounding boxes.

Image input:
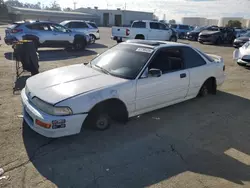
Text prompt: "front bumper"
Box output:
[[198, 36, 216, 43], [237, 59, 250, 67], [21, 89, 88, 138], [233, 41, 246, 48]]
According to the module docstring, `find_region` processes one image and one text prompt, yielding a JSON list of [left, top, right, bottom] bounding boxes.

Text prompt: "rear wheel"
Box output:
[[215, 37, 222, 45], [135, 35, 145, 40], [170, 36, 177, 42], [89, 34, 96, 44], [198, 78, 216, 97]]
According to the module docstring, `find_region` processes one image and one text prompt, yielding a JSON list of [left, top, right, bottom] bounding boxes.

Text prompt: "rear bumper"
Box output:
[[198, 36, 216, 43], [111, 36, 127, 42], [4, 36, 18, 45]]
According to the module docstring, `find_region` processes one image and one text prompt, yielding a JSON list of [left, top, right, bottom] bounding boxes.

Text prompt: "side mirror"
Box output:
[[148, 68, 162, 77], [233, 49, 240, 60]]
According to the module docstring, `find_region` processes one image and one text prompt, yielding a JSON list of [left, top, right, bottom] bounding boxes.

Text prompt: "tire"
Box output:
[[135, 35, 145, 40], [215, 37, 222, 45], [170, 36, 177, 42], [85, 108, 111, 131], [198, 79, 216, 97], [74, 38, 86, 51], [89, 34, 96, 44]]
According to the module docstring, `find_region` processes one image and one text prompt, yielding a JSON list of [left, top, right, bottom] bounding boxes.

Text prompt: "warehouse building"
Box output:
[[7, 6, 100, 23], [75, 7, 153, 26], [181, 17, 207, 27]]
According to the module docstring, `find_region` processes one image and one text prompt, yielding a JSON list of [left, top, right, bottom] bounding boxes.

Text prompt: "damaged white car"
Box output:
[[21, 40, 225, 138], [233, 41, 250, 67]]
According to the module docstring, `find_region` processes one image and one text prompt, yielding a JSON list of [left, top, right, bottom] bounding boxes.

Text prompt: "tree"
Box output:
[[63, 7, 72, 11], [0, 0, 8, 17], [45, 1, 61, 11], [226, 20, 242, 28], [169, 19, 176, 24], [5, 0, 24, 8]]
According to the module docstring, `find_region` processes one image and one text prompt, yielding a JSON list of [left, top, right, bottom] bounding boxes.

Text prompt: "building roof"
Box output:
[[8, 6, 99, 18]]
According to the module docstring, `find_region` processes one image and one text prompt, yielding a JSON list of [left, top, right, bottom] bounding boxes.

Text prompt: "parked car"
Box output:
[[186, 25, 217, 41], [21, 40, 225, 138], [111, 20, 178, 43], [233, 41, 250, 66], [233, 31, 250, 48], [60, 20, 100, 44], [170, 24, 192, 39], [198, 26, 236, 45], [4, 20, 91, 50], [234, 28, 248, 38]]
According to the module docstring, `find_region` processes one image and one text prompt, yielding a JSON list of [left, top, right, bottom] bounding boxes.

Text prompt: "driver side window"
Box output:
[[50, 24, 67, 33], [145, 48, 184, 76]]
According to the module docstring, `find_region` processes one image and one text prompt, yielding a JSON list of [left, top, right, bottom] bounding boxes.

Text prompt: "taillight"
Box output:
[[11, 28, 23, 33], [126, 29, 130, 36], [223, 65, 225, 71]]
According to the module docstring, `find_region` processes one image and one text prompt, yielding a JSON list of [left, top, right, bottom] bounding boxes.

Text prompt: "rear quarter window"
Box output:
[[181, 47, 207, 68], [132, 21, 146, 28], [88, 23, 97, 28]]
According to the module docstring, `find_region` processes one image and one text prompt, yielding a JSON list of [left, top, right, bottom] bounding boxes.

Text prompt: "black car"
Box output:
[[233, 31, 250, 48], [198, 27, 236, 45], [187, 26, 216, 41]]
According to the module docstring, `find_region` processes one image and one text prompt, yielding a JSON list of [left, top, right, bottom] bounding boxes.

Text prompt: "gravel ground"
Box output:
[[0, 27, 250, 188]]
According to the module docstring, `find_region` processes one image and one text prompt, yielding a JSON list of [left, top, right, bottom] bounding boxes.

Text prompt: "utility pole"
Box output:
[[73, 1, 77, 10]]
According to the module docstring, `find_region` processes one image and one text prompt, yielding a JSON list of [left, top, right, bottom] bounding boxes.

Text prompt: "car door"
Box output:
[[148, 22, 164, 40], [48, 23, 74, 46], [135, 48, 189, 111], [158, 23, 171, 40], [181, 46, 211, 98], [25, 23, 54, 45]]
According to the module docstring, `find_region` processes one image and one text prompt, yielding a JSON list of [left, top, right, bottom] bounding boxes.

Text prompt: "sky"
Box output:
[[16, 0, 250, 22]]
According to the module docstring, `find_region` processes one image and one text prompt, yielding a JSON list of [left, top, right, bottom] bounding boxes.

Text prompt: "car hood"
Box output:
[[188, 31, 200, 35], [26, 64, 128, 104], [200, 30, 220, 35], [236, 37, 250, 41]]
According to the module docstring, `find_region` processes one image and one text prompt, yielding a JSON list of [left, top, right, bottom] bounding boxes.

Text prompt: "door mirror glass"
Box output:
[[148, 68, 162, 77], [233, 49, 240, 60]]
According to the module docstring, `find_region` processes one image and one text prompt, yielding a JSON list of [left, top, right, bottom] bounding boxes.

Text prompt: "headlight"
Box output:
[[32, 97, 72, 116]]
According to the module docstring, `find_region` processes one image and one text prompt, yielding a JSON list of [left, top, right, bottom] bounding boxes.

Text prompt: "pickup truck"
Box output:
[[111, 20, 178, 43]]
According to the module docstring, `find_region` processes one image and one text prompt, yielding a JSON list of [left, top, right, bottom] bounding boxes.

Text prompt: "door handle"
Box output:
[[180, 73, 186, 78], [53, 33, 58, 35]]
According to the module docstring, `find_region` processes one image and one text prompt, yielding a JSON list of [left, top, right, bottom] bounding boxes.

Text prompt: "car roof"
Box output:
[[124, 40, 189, 49]]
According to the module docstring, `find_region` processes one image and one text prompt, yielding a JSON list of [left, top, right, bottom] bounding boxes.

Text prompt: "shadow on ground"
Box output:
[[87, 43, 108, 49], [22, 92, 250, 187], [4, 49, 97, 62]]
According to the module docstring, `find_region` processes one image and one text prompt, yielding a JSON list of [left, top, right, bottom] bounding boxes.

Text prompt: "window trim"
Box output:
[[181, 46, 208, 69], [131, 21, 146, 28], [138, 47, 185, 79]]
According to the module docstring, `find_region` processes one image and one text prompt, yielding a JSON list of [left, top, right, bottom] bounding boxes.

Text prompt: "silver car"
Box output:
[[4, 20, 91, 50], [60, 20, 100, 44]]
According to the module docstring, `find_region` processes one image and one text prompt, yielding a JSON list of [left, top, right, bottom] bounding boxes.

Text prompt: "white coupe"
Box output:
[[21, 40, 226, 138], [233, 41, 250, 66]]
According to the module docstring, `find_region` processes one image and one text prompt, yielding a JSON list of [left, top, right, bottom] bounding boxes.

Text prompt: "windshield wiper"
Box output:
[[94, 65, 110, 75]]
